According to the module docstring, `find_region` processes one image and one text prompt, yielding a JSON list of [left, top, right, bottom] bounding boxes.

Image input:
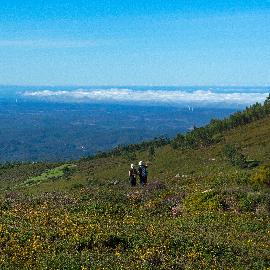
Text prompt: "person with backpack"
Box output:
[[129, 164, 137, 186], [138, 160, 148, 186]]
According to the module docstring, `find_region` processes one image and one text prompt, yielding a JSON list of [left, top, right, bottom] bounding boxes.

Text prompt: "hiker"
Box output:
[[138, 161, 148, 186], [129, 164, 137, 186]]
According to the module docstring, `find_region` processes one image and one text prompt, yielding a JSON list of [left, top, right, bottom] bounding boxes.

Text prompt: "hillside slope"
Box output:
[[0, 115, 270, 269]]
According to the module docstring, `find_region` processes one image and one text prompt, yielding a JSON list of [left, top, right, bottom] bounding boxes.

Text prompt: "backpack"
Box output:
[[129, 168, 137, 177], [139, 166, 147, 177]]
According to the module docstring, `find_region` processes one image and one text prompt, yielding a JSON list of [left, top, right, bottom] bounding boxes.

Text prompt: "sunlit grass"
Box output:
[[18, 164, 76, 187], [0, 116, 270, 269]]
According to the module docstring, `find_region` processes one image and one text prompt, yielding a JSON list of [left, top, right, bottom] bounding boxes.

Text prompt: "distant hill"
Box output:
[[0, 97, 269, 269], [0, 100, 235, 162]]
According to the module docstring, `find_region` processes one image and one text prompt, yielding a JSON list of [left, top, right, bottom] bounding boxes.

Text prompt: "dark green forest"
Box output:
[[0, 100, 234, 163]]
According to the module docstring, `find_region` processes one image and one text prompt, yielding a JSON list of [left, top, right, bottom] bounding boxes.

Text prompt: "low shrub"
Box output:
[[251, 163, 270, 186], [223, 144, 248, 168], [183, 190, 221, 213]]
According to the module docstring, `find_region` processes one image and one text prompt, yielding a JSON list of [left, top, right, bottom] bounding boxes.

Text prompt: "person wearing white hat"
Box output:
[[129, 164, 137, 186], [138, 161, 148, 186]]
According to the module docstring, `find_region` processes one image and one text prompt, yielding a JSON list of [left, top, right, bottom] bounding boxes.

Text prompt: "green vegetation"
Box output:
[[223, 144, 259, 169], [251, 163, 270, 186], [18, 164, 76, 187], [89, 94, 270, 159], [171, 95, 270, 150], [223, 144, 248, 168], [0, 97, 270, 269]]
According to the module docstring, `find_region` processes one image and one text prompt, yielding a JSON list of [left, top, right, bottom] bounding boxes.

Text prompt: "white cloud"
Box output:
[[22, 88, 269, 106]]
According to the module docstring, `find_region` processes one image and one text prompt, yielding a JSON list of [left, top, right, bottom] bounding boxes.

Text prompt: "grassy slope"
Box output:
[[0, 117, 270, 269]]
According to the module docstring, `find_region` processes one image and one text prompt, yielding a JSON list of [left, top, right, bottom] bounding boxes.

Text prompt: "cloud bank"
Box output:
[[22, 88, 269, 106]]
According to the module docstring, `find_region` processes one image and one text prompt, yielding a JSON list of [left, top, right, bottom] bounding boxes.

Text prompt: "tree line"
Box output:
[[171, 94, 270, 149], [84, 136, 170, 160], [83, 94, 270, 160]]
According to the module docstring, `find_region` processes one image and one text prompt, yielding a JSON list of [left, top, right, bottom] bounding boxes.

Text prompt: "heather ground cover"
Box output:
[[0, 115, 270, 269], [0, 179, 269, 269]]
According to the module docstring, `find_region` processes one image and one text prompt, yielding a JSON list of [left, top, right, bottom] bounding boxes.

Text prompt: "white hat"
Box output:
[[138, 161, 144, 166], [131, 164, 135, 168]]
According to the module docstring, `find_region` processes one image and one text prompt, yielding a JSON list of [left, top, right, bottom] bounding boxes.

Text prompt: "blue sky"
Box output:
[[0, 1, 270, 86]]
